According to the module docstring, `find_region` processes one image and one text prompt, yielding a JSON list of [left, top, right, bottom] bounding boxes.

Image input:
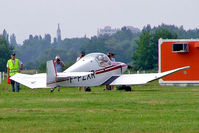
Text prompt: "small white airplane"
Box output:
[[11, 53, 189, 89]]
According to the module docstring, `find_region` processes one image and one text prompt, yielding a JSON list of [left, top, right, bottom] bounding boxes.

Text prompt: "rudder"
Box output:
[[46, 60, 57, 88]]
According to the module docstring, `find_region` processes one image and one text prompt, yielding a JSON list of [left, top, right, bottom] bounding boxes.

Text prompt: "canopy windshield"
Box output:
[[84, 53, 111, 67]]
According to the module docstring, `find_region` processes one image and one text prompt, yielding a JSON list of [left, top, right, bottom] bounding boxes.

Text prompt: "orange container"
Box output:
[[158, 39, 199, 86], [7, 77, 11, 84]]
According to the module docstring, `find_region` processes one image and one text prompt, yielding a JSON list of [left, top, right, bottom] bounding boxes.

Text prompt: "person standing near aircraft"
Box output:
[[76, 51, 90, 91], [50, 56, 65, 92], [110, 53, 116, 62], [7, 53, 23, 92], [105, 52, 115, 90], [76, 51, 86, 62], [107, 52, 116, 62]]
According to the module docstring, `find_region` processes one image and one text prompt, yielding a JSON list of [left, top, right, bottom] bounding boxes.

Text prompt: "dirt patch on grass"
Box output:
[[42, 98, 86, 102], [1, 108, 132, 114], [0, 108, 75, 113], [24, 98, 87, 103], [193, 93, 199, 96], [139, 100, 166, 105], [191, 89, 199, 92], [87, 108, 131, 113], [0, 99, 3, 103]]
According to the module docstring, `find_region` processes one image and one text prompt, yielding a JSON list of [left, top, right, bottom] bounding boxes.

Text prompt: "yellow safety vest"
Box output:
[[8, 59, 20, 76]]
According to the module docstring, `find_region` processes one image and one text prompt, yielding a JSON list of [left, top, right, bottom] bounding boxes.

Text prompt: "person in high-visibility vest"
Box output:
[[7, 53, 23, 92]]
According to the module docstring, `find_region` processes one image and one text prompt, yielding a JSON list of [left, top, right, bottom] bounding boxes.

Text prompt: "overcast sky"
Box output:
[[0, 0, 199, 44]]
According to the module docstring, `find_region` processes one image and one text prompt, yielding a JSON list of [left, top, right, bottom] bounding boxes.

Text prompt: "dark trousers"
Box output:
[[11, 79, 20, 92]]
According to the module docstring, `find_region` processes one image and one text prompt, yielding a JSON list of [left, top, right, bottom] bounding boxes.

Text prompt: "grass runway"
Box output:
[[0, 80, 199, 133]]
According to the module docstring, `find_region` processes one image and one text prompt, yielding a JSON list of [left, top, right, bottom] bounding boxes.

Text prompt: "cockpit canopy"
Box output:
[[83, 53, 111, 67]]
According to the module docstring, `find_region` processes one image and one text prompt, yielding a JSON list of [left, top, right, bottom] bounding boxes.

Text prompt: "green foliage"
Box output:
[[16, 36, 88, 69], [38, 62, 46, 73], [0, 35, 14, 72], [81, 28, 139, 63], [16, 30, 139, 70], [132, 31, 152, 70], [14, 24, 199, 71], [132, 27, 177, 70], [153, 24, 199, 39], [16, 36, 51, 69], [62, 61, 75, 70], [10, 33, 17, 46]]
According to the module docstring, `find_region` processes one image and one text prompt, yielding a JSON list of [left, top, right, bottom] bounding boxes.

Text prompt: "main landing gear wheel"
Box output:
[[116, 85, 132, 91]]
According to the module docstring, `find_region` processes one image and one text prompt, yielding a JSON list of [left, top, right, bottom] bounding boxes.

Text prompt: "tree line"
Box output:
[[1, 24, 199, 72], [15, 27, 139, 71]]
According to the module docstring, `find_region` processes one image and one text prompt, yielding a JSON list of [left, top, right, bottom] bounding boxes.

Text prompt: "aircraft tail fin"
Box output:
[[46, 60, 57, 87], [46, 60, 94, 87]]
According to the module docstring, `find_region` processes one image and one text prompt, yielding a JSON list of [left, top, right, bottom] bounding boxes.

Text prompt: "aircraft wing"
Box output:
[[10, 73, 47, 89], [110, 66, 190, 85]]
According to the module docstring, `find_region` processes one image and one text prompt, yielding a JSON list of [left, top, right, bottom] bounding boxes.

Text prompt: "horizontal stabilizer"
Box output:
[[10, 73, 47, 89], [110, 66, 190, 85]]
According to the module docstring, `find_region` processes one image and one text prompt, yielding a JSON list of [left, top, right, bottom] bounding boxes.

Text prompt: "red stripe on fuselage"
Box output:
[[95, 64, 126, 74]]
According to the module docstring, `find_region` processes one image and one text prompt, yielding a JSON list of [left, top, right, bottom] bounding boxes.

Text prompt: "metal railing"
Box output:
[[0, 72, 7, 84], [0, 72, 6, 84]]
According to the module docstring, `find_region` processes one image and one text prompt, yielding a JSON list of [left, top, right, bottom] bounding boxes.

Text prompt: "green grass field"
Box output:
[[0, 79, 199, 133]]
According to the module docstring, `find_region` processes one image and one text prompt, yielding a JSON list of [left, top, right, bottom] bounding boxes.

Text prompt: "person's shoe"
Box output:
[[50, 88, 54, 92], [85, 87, 91, 92]]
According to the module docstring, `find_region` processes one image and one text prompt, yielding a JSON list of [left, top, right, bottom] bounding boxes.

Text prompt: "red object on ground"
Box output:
[[7, 77, 11, 84]]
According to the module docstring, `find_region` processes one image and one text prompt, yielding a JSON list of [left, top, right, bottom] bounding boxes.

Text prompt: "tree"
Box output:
[[29, 35, 33, 40], [132, 28, 177, 70], [132, 31, 152, 70], [3, 29, 9, 43], [44, 34, 51, 43], [80, 30, 139, 63], [10, 33, 17, 46], [0, 35, 14, 71], [15, 23, 199, 70]]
